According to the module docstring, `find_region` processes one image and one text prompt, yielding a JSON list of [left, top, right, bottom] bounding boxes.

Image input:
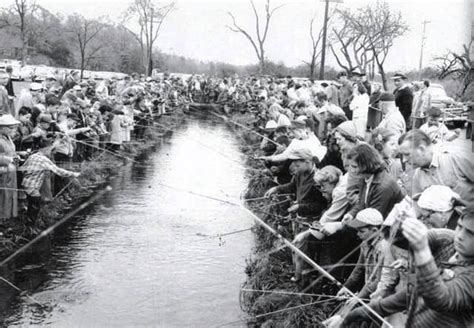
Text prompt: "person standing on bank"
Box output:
[[349, 82, 370, 138], [0, 114, 21, 222], [337, 71, 354, 120], [392, 73, 414, 128]]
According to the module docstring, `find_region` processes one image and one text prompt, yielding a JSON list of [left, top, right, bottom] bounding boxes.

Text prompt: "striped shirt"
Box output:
[[20, 152, 76, 197], [412, 256, 474, 327]]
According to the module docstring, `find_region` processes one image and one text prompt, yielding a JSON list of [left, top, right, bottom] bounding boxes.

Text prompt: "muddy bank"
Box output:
[[0, 111, 187, 262], [214, 111, 357, 327]]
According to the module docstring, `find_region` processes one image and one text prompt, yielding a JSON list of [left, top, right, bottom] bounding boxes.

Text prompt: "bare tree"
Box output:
[[67, 14, 106, 79], [435, 41, 473, 97], [0, 0, 38, 65], [332, 1, 408, 89], [329, 20, 374, 78], [303, 11, 334, 80], [123, 0, 175, 76], [339, 2, 408, 89], [227, 0, 284, 74]]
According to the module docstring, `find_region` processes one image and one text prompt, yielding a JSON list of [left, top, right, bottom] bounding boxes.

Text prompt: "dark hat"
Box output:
[[379, 92, 395, 102], [352, 70, 366, 77], [6, 65, 13, 72], [391, 73, 407, 80]]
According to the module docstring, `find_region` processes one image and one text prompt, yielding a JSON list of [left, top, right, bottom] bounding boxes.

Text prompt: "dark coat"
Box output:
[[277, 168, 328, 217], [349, 169, 404, 218], [394, 86, 414, 122]]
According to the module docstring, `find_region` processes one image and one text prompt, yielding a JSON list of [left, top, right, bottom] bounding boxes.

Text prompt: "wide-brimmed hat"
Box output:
[[0, 114, 20, 126], [347, 208, 383, 229]]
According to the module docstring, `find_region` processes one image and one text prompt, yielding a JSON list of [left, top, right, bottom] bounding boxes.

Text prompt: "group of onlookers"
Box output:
[[1, 66, 472, 327]]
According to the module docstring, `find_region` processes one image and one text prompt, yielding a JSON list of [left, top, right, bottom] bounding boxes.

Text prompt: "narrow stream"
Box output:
[[0, 117, 254, 327]]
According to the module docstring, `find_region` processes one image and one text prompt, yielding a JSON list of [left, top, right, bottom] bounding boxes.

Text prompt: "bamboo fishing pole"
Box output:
[[0, 186, 112, 268], [154, 181, 392, 327]]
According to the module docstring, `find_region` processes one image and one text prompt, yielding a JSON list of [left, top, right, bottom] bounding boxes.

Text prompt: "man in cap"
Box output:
[[416, 186, 461, 229], [352, 71, 372, 96], [391, 73, 413, 127], [336, 208, 385, 300], [259, 119, 327, 165], [398, 129, 474, 204], [342, 204, 474, 328], [264, 146, 327, 218], [376, 92, 406, 137], [15, 82, 43, 117]]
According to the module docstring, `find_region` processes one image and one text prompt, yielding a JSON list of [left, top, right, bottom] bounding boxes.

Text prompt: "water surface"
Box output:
[[1, 117, 254, 327]]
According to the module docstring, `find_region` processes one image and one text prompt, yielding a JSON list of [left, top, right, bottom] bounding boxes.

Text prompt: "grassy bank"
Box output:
[[221, 113, 352, 328]]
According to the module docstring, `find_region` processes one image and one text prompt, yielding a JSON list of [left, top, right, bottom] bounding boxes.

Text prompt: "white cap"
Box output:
[[264, 120, 278, 130], [347, 208, 383, 229], [417, 185, 460, 212], [29, 82, 43, 91]]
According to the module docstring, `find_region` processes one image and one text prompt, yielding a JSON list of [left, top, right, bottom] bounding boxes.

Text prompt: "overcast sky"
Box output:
[[37, 0, 471, 71]]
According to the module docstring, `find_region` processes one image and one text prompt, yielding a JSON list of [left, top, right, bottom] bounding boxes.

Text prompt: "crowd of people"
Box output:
[[0, 65, 473, 327], [0, 68, 193, 223]]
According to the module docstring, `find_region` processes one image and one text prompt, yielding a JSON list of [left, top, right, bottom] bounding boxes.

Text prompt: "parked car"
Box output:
[[427, 83, 467, 126], [32, 65, 54, 82]]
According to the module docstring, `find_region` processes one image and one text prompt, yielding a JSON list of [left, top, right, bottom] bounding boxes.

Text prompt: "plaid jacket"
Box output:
[[20, 152, 76, 197]]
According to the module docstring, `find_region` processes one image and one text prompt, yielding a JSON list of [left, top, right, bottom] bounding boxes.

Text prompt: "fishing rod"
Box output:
[[0, 186, 112, 268], [241, 288, 370, 301], [217, 298, 338, 327], [208, 111, 283, 148], [154, 181, 392, 327], [0, 276, 44, 307], [65, 135, 139, 163]]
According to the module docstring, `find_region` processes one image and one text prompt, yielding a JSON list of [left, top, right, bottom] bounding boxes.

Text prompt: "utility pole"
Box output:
[[319, 0, 343, 80], [319, 0, 330, 80], [418, 20, 430, 80]]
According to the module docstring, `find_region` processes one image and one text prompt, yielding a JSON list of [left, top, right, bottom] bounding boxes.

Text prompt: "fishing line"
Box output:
[[208, 111, 282, 147], [0, 275, 44, 307], [154, 182, 392, 327], [0, 186, 112, 268], [216, 298, 337, 327], [241, 288, 371, 302]]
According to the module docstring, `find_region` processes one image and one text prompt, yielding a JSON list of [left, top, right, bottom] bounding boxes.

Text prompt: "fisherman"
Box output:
[[336, 208, 385, 300], [0, 114, 21, 222], [340, 204, 474, 328], [264, 146, 327, 219], [20, 140, 80, 222]]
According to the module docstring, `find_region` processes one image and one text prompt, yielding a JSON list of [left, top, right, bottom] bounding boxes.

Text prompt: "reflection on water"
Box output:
[[0, 118, 254, 327]]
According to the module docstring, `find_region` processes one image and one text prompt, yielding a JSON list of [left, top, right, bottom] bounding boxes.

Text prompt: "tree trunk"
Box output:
[[20, 26, 27, 65], [80, 50, 85, 80], [378, 63, 387, 91]]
